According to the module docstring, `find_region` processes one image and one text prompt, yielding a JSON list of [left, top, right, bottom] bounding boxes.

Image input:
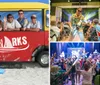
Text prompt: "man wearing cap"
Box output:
[[17, 10, 29, 30], [26, 15, 41, 31], [4, 14, 21, 31]]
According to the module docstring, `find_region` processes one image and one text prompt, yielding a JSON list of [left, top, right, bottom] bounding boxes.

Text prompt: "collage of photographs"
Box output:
[[50, 0, 100, 85], [0, 0, 100, 85]]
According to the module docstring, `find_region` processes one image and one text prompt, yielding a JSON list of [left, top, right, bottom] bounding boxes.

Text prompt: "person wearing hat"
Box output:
[[26, 14, 41, 31], [4, 14, 21, 31], [17, 10, 29, 30]]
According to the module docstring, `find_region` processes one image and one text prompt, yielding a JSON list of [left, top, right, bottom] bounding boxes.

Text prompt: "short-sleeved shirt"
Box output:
[[6, 19, 21, 29], [27, 21, 41, 29], [71, 13, 84, 28]]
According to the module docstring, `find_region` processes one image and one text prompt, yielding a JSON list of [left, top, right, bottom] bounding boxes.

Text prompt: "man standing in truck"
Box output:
[[17, 10, 29, 30]]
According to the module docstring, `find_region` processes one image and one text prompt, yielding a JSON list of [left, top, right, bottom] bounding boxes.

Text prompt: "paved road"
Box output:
[[0, 62, 49, 85]]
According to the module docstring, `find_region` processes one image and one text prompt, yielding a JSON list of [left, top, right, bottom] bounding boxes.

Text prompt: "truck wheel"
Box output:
[[37, 51, 49, 67]]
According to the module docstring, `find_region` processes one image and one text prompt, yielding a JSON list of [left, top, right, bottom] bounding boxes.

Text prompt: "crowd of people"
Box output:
[[50, 7, 100, 41], [0, 10, 41, 31], [50, 51, 100, 85]]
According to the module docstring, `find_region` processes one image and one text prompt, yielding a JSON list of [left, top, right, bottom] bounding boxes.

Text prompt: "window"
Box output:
[[0, 10, 43, 30], [46, 10, 49, 27]]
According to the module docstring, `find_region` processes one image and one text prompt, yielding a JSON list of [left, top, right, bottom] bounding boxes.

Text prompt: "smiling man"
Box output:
[[4, 14, 21, 31], [26, 14, 41, 31]]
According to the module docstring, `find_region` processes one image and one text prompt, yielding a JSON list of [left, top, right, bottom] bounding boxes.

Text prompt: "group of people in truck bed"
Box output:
[[0, 10, 41, 31]]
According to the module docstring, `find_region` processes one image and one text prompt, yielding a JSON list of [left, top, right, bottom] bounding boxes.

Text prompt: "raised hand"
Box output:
[[3, 17, 7, 31], [4, 17, 7, 22]]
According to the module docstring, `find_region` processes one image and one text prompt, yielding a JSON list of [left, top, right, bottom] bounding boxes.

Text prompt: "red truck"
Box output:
[[0, 2, 49, 67]]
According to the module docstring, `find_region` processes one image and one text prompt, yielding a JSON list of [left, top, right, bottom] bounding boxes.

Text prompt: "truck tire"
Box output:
[[37, 51, 49, 67]]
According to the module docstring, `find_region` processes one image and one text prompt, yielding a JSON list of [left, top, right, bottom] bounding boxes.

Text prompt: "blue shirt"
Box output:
[[95, 24, 100, 41], [95, 24, 100, 32]]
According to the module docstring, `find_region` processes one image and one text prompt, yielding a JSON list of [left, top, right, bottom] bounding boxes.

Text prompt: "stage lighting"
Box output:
[[84, 11, 97, 22], [72, 50, 80, 58], [68, 0, 70, 2], [89, 0, 91, 2]]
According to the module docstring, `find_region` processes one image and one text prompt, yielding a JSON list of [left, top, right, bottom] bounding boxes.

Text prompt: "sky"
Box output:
[[0, 0, 49, 4]]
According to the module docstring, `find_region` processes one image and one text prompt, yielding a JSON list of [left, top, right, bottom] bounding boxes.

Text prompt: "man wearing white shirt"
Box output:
[[26, 15, 41, 31], [4, 14, 21, 31]]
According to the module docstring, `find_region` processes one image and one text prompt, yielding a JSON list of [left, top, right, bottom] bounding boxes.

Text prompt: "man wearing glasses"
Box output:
[[17, 10, 29, 30], [26, 15, 41, 31], [70, 7, 85, 41], [4, 14, 21, 31]]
